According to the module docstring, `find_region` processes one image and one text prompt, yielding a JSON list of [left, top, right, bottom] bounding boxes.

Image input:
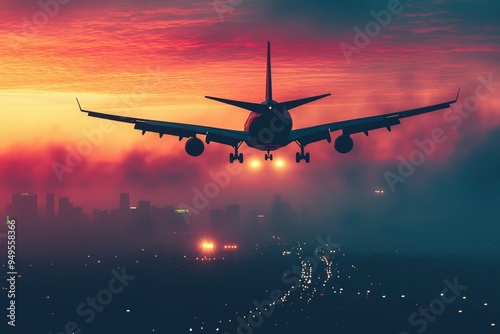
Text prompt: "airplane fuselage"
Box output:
[[244, 102, 293, 151]]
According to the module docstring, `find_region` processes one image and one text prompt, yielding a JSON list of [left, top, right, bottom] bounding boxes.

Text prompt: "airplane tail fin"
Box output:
[[205, 42, 331, 113], [266, 41, 272, 101]]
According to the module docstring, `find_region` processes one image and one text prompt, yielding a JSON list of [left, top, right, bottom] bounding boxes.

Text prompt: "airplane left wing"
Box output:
[[76, 98, 248, 147], [289, 90, 460, 146]]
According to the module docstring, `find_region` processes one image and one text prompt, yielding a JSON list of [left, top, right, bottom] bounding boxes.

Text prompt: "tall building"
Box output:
[[134, 200, 151, 223], [46, 193, 55, 221], [120, 193, 130, 213], [151, 205, 176, 225], [11, 192, 38, 223], [59, 197, 70, 221], [137, 200, 150, 216], [58, 197, 87, 224]]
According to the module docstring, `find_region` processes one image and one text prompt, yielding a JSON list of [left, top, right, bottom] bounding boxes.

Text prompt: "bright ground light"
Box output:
[[200, 240, 215, 252]]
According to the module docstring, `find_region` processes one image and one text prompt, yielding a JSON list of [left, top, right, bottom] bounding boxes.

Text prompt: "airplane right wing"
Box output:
[[288, 90, 460, 147]]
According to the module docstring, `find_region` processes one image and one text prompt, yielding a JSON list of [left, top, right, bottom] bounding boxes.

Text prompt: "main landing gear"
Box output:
[[295, 142, 310, 163], [265, 149, 273, 161], [229, 144, 243, 163]]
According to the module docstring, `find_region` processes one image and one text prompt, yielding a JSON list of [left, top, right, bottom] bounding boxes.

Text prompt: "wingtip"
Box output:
[[455, 88, 461, 101], [76, 97, 83, 111]]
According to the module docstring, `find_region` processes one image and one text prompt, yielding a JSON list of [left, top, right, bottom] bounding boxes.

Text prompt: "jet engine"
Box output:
[[185, 137, 205, 157], [334, 134, 353, 154]]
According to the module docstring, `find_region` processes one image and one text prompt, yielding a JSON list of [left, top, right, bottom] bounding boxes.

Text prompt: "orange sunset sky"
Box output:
[[1, 0, 499, 213]]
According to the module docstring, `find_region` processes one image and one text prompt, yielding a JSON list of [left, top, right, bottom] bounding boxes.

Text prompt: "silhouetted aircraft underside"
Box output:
[[77, 42, 459, 163]]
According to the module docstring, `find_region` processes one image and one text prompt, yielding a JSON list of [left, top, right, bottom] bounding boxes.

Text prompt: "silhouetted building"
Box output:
[[59, 197, 70, 221], [151, 205, 189, 235], [58, 196, 87, 224], [225, 204, 240, 226], [120, 193, 130, 213], [151, 205, 175, 224], [11, 192, 38, 223], [137, 200, 151, 220], [129, 206, 137, 220], [174, 209, 190, 230], [129, 200, 151, 224], [93, 209, 109, 224], [46, 193, 55, 221]]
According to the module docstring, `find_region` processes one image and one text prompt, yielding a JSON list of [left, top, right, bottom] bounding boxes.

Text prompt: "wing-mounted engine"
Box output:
[[185, 137, 205, 157], [334, 134, 354, 154]]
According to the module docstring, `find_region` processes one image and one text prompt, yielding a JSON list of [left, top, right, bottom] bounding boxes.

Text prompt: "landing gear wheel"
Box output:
[[295, 143, 310, 163], [230, 143, 244, 163], [265, 150, 273, 161]]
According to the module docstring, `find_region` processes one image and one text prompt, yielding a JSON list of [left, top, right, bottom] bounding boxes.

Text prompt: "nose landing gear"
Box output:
[[265, 149, 273, 161]]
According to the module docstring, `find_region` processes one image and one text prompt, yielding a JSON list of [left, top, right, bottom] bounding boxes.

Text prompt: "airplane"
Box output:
[[77, 41, 460, 164]]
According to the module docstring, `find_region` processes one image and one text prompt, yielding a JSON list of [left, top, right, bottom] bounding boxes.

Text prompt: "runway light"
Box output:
[[200, 239, 215, 253]]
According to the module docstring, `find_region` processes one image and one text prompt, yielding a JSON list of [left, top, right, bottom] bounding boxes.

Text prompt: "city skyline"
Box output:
[[3, 191, 297, 229]]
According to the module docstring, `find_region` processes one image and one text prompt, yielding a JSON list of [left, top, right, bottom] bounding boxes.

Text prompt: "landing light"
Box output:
[[274, 159, 285, 168], [250, 160, 261, 169]]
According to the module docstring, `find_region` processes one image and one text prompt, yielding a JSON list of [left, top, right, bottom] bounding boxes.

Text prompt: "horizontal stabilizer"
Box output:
[[205, 96, 267, 114], [278, 93, 331, 110]]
